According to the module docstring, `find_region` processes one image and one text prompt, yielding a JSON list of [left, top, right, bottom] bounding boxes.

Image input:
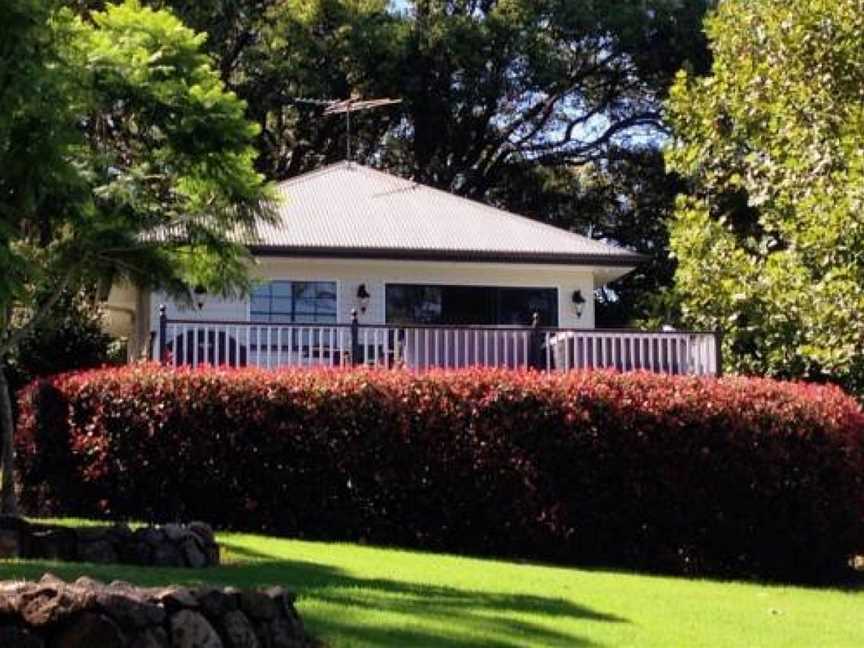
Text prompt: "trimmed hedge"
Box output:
[[16, 365, 864, 582]]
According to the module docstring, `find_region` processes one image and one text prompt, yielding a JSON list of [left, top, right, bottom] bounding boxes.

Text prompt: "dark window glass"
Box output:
[[250, 281, 337, 324], [386, 284, 557, 326]]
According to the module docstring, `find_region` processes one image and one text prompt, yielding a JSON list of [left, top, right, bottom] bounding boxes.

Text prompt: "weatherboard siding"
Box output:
[[148, 257, 596, 334]]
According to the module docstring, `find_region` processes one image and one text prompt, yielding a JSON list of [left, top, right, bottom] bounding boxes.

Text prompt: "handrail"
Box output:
[[156, 305, 721, 376]]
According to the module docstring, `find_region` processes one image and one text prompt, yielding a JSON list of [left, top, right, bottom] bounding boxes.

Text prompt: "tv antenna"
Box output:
[[292, 95, 402, 162]]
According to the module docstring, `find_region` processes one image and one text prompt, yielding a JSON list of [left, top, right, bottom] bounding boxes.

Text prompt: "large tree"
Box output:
[[0, 0, 272, 513], [180, 0, 711, 326], [666, 0, 864, 393]]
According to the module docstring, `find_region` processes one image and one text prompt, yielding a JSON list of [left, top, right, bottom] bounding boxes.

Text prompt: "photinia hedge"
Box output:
[[16, 365, 864, 582]]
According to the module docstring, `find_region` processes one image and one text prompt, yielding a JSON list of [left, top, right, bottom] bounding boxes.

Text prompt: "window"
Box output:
[[386, 284, 558, 326], [250, 281, 337, 324]]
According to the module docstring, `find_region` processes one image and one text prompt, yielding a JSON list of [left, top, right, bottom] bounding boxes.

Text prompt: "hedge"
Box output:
[[16, 365, 864, 582]]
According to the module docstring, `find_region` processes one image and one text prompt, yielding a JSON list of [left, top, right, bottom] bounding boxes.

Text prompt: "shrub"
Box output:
[[16, 365, 864, 582]]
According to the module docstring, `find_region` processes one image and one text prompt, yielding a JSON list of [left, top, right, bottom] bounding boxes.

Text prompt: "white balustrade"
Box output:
[[157, 320, 719, 376]]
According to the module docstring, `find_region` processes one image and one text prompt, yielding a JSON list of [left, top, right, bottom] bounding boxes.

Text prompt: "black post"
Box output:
[[350, 309, 360, 366], [714, 330, 724, 377], [158, 304, 167, 364], [529, 312, 544, 371]]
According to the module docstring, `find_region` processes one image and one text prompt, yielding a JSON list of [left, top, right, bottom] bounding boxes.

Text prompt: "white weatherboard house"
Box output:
[[106, 162, 719, 374]]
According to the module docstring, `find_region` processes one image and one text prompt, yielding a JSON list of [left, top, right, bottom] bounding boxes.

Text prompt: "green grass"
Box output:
[[2, 531, 862, 647]]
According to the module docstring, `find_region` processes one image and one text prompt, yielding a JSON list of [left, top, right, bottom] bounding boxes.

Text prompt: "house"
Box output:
[[104, 162, 719, 374]]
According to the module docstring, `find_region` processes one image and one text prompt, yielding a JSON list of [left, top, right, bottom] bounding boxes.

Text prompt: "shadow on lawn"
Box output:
[[218, 541, 626, 647], [0, 543, 627, 648]]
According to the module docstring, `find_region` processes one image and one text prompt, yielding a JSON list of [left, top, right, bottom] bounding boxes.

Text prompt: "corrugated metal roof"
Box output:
[[245, 162, 644, 266]]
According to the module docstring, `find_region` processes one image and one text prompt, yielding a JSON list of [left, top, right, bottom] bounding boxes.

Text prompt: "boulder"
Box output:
[[221, 610, 260, 648], [18, 584, 95, 627], [239, 591, 277, 621], [188, 522, 216, 546], [182, 536, 208, 568], [48, 612, 125, 648], [130, 627, 170, 648], [152, 542, 184, 567], [196, 587, 237, 619], [93, 590, 166, 628], [170, 610, 224, 648], [77, 539, 119, 564], [0, 625, 44, 648]]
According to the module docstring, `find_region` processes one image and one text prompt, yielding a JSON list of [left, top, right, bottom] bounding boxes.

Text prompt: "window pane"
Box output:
[[498, 288, 558, 326], [387, 284, 557, 326], [252, 280, 337, 324], [386, 285, 443, 324]]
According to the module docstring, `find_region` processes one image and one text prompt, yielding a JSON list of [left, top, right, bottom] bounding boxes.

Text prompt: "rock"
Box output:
[[170, 610, 224, 648], [163, 523, 186, 542], [154, 586, 199, 611], [239, 591, 277, 621], [152, 542, 184, 567], [196, 587, 237, 618], [108, 523, 134, 542], [0, 625, 44, 648], [0, 516, 32, 558], [135, 527, 165, 548], [0, 529, 19, 559], [76, 527, 110, 543], [74, 576, 105, 590], [38, 573, 65, 586], [94, 590, 166, 628], [130, 627, 170, 648], [77, 539, 119, 564], [263, 587, 297, 616], [183, 536, 208, 568], [28, 529, 77, 561], [188, 522, 216, 546], [205, 543, 221, 566], [49, 612, 125, 648], [221, 610, 260, 648], [125, 541, 153, 565], [267, 616, 306, 648], [18, 584, 95, 627]]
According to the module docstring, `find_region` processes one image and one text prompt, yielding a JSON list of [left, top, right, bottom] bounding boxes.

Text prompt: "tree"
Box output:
[[184, 0, 712, 325], [0, 0, 272, 513], [666, 0, 864, 393]]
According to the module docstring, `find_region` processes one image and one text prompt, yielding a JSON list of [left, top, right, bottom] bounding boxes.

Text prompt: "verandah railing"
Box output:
[[157, 307, 722, 376]]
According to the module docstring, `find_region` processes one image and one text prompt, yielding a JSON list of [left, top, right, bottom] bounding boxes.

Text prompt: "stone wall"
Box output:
[[0, 517, 219, 568], [0, 574, 316, 647]]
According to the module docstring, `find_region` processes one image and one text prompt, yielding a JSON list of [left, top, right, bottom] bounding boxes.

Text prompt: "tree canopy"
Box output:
[[666, 0, 864, 393], [145, 0, 712, 324], [0, 0, 272, 512]]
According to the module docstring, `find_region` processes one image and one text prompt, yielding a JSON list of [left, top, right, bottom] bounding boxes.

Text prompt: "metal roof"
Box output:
[[245, 162, 645, 267]]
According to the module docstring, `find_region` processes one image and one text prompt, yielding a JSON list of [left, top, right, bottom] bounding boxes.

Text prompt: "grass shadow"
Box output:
[[1, 541, 628, 647]]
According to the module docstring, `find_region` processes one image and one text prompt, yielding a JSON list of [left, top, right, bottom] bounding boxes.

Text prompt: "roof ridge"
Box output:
[[349, 164, 633, 256], [274, 160, 354, 189]]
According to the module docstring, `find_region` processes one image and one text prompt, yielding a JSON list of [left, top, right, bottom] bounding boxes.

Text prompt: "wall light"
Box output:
[[356, 283, 371, 314], [571, 289, 586, 318]]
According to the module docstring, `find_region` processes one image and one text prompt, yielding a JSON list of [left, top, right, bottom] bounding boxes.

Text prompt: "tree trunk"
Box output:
[[0, 363, 18, 516]]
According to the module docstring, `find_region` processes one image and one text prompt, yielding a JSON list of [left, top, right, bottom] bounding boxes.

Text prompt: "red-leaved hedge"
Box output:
[[16, 365, 864, 582]]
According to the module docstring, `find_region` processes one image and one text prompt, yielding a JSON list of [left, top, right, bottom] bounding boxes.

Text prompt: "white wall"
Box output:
[[148, 256, 601, 335]]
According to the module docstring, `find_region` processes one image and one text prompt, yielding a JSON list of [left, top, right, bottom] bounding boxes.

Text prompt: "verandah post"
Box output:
[[529, 311, 544, 371], [350, 309, 360, 366], [158, 304, 167, 364], [714, 330, 724, 377]]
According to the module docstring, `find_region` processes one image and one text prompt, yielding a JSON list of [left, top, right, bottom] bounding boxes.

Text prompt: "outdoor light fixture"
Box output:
[[356, 283, 371, 313], [571, 289, 586, 318], [193, 284, 207, 311]]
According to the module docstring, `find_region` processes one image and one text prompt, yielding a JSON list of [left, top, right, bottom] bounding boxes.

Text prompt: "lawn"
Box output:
[[1, 531, 862, 647]]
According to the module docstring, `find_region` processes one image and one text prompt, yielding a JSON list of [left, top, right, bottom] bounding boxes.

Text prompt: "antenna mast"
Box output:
[[293, 96, 402, 163]]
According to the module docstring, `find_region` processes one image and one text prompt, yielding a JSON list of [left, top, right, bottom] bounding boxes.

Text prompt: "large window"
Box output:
[[250, 281, 337, 324], [386, 284, 558, 326]]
